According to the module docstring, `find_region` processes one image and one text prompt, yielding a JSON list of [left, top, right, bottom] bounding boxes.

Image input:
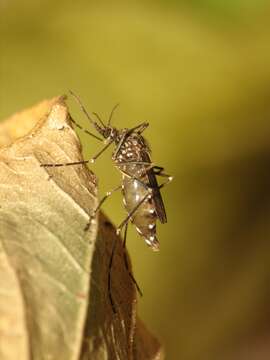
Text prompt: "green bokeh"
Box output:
[[1, 1, 270, 359]]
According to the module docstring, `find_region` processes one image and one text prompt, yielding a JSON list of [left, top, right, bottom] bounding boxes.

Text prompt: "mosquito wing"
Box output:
[[142, 152, 167, 224]]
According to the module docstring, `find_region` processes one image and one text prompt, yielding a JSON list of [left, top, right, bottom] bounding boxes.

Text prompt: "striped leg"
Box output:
[[108, 237, 117, 313], [40, 139, 113, 168], [122, 223, 143, 296], [84, 184, 122, 231]]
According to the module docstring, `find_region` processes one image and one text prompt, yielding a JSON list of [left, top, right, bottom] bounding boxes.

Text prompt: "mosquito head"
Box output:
[[92, 105, 120, 141], [93, 122, 119, 141], [106, 126, 119, 141], [69, 90, 120, 142]]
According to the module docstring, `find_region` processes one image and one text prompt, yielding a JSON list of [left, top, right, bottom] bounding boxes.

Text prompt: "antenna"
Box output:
[[69, 90, 96, 126], [92, 112, 106, 128], [108, 103, 120, 126]]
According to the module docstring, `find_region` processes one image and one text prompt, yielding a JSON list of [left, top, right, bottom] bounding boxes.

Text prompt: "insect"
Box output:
[[41, 91, 172, 312]]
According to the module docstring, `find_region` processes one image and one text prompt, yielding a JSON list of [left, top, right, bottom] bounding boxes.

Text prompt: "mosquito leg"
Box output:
[[119, 165, 172, 191], [40, 140, 114, 168], [112, 131, 129, 160], [117, 168, 151, 191], [155, 172, 171, 178], [152, 166, 173, 186], [128, 122, 149, 135], [153, 166, 171, 178], [116, 161, 154, 167], [117, 162, 170, 178], [123, 221, 128, 248], [116, 192, 150, 235], [108, 236, 117, 313], [90, 139, 114, 163], [117, 159, 154, 175], [84, 184, 122, 231], [136, 123, 149, 135], [95, 185, 122, 214], [69, 115, 102, 141], [122, 223, 143, 296], [120, 163, 172, 181], [157, 175, 173, 190], [117, 161, 155, 180], [152, 166, 164, 175], [40, 160, 90, 168]]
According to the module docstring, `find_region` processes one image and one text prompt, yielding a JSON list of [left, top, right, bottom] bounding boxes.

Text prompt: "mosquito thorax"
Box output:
[[112, 128, 126, 144]]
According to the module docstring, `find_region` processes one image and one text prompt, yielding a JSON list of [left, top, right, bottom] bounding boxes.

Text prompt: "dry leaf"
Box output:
[[0, 97, 163, 360]]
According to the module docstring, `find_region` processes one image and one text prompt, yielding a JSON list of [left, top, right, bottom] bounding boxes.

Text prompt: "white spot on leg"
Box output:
[[136, 226, 142, 234], [149, 208, 155, 214], [148, 223, 155, 229]]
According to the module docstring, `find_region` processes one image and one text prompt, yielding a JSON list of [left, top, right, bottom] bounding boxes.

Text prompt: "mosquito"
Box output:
[[41, 91, 173, 312]]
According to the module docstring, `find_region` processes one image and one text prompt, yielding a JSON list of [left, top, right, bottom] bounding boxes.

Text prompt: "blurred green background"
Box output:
[[1, 1, 270, 359]]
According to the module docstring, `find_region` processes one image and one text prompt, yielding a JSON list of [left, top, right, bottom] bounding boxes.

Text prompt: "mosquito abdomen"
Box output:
[[122, 176, 159, 251]]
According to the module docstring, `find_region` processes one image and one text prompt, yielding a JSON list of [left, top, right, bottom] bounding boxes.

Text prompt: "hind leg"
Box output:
[[122, 223, 143, 296]]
